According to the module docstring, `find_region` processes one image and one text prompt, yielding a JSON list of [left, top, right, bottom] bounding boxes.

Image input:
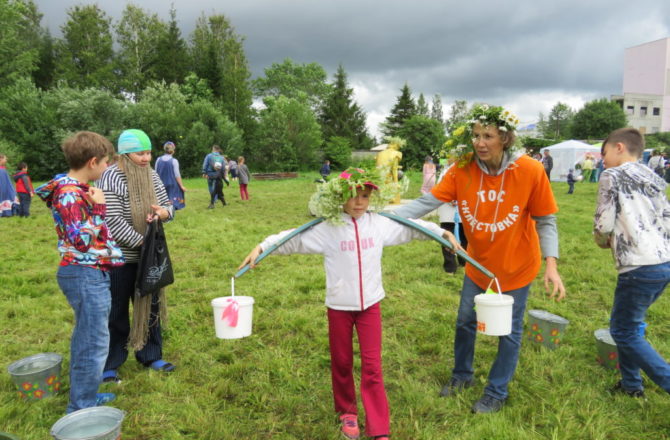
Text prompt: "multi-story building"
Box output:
[[611, 37, 670, 134]]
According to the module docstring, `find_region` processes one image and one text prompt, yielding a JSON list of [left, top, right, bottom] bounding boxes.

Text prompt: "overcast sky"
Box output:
[[34, 0, 670, 138]]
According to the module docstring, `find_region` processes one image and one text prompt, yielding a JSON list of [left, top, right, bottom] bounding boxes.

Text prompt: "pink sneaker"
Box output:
[[339, 413, 360, 439]]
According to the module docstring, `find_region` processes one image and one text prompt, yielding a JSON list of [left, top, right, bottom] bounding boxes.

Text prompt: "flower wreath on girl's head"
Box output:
[[441, 103, 521, 167], [308, 166, 408, 225]]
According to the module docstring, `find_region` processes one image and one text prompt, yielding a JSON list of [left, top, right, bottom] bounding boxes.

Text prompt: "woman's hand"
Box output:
[[544, 257, 566, 301], [238, 245, 263, 270], [442, 230, 465, 254], [146, 204, 169, 222]]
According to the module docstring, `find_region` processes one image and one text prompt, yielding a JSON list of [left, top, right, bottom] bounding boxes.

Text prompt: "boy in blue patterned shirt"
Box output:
[[37, 131, 124, 412]]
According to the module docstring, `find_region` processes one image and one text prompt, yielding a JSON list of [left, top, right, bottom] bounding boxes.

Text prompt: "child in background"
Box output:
[[566, 168, 576, 194], [0, 154, 16, 217], [436, 164, 467, 273], [594, 127, 670, 397], [36, 131, 124, 413], [421, 155, 436, 194], [320, 159, 331, 181], [237, 156, 251, 201], [13, 162, 34, 217], [227, 157, 238, 181], [239, 167, 462, 440]]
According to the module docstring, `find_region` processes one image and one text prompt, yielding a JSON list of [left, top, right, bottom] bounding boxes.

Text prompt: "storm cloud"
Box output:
[[34, 0, 670, 136]]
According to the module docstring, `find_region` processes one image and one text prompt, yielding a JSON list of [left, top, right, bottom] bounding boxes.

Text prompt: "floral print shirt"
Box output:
[[36, 176, 124, 269], [594, 162, 670, 271]]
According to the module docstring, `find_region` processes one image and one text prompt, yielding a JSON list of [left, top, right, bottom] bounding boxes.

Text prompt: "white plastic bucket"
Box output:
[[474, 292, 514, 336], [211, 296, 254, 339], [50, 407, 124, 440]]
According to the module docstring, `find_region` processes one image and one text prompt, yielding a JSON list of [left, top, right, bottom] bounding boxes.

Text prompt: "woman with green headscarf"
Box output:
[[96, 129, 176, 383]]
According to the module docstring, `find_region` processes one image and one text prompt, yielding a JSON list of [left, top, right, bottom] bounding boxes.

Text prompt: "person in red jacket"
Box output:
[[13, 162, 34, 217]]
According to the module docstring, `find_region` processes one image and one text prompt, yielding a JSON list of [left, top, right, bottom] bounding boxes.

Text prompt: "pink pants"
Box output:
[[239, 183, 249, 200], [327, 302, 390, 437]]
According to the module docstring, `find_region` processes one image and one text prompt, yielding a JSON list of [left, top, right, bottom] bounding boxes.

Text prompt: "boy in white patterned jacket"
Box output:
[[594, 127, 670, 398]]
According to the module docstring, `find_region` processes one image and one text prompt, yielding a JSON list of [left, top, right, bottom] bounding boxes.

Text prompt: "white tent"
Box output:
[[540, 140, 601, 182]]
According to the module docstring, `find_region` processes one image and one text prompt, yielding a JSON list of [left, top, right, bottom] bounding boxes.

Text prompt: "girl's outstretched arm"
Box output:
[[238, 245, 263, 270]]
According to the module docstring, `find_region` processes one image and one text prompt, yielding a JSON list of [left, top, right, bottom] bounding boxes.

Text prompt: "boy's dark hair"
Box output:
[[16, 162, 27, 170], [62, 131, 114, 170], [602, 127, 645, 158], [212, 145, 222, 152]]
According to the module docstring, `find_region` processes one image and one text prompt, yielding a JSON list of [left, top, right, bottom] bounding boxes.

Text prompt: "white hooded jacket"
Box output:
[[259, 212, 445, 311]]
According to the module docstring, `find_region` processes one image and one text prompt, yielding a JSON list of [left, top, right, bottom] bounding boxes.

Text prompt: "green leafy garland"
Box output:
[[308, 166, 408, 224]]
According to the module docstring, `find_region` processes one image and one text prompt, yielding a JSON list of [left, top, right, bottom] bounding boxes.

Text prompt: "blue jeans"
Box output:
[[207, 177, 218, 202], [17, 193, 31, 217], [57, 265, 111, 413], [452, 276, 531, 400], [610, 262, 670, 392]]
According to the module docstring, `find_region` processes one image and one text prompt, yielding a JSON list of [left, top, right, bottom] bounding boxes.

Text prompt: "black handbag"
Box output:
[[136, 218, 174, 296]]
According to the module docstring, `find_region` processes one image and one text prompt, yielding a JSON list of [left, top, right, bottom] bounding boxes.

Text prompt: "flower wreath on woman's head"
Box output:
[[441, 103, 520, 167], [308, 166, 407, 224]]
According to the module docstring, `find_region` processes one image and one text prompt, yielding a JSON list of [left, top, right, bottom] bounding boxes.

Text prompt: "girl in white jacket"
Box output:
[[239, 168, 461, 440]]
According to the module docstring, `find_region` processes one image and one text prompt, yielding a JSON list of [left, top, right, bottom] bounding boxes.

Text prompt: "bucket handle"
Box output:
[[486, 277, 504, 301]]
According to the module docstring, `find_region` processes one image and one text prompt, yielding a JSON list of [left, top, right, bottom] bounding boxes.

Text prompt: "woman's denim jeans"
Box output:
[[610, 262, 670, 392], [452, 275, 530, 400], [57, 265, 111, 413]]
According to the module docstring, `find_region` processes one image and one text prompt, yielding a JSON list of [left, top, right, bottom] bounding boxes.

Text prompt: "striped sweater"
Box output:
[[96, 164, 174, 263]]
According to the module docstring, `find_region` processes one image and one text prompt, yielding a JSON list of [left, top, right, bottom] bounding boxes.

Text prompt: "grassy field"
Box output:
[[1, 172, 669, 440]]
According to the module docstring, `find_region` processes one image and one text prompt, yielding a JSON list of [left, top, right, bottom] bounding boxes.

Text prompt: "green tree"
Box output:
[[319, 65, 372, 151], [180, 72, 213, 102], [220, 35, 253, 129], [542, 102, 574, 139], [189, 13, 220, 89], [0, 0, 40, 86], [128, 81, 243, 176], [150, 5, 189, 85], [33, 30, 56, 89], [536, 112, 548, 138], [0, 78, 59, 178], [396, 115, 446, 169], [256, 96, 323, 171], [430, 94, 444, 126], [323, 136, 352, 169], [189, 13, 253, 133], [253, 58, 330, 110], [56, 4, 116, 90], [446, 99, 468, 133], [115, 4, 166, 97], [416, 93, 429, 117], [47, 86, 125, 140], [15, 0, 55, 89], [572, 98, 627, 140], [381, 83, 416, 137]]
